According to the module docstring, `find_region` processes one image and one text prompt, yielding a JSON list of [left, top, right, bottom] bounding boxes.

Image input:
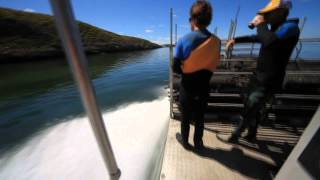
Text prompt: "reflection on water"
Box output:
[[0, 48, 169, 153]]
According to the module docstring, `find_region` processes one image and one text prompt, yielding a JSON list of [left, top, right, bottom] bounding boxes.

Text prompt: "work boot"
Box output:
[[244, 125, 257, 142], [182, 141, 192, 150], [243, 129, 257, 142], [216, 133, 239, 143], [194, 139, 204, 150], [176, 133, 192, 150], [243, 133, 256, 142]]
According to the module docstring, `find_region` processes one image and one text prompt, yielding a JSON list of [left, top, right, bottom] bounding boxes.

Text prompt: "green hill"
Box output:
[[0, 8, 161, 62]]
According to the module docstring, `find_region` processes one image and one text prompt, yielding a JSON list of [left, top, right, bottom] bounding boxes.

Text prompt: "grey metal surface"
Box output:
[[49, 0, 120, 179], [275, 107, 320, 180]]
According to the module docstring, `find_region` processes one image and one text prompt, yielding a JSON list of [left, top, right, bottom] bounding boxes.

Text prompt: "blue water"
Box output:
[[0, 48, 170, 153], [1, 42, 319, 153]]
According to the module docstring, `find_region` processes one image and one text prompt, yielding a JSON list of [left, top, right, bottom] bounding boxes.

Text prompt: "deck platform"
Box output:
[[160, 117, 304, 180], [162, 57, 319, 179]]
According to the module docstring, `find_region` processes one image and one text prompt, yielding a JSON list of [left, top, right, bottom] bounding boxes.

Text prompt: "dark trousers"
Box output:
[[179, 85, 208, 144], [233, 78, 273, 137]]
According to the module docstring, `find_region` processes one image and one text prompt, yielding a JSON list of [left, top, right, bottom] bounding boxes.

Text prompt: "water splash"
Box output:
[[0, 97, 169, 180]]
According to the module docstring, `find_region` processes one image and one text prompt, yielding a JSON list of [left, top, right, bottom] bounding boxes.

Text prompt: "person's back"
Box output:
[[175, 29, 219, 95], [172, 0, 220, 150], [256, 18, 300, 89]]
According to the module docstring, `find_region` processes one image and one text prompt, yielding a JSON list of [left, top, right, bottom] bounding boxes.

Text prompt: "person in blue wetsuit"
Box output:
[[217, 0, 300, 142], [172, 0, 220, 150]]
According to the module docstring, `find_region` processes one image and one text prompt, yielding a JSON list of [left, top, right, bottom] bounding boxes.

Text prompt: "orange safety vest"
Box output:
[[181, 35, 221, 74]]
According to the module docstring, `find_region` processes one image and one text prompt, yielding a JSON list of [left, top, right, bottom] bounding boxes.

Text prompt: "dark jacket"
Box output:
[[235, 19, 300, 90]]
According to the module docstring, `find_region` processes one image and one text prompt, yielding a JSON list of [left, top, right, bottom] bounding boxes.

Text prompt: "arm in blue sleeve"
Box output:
[[172, 39, 183, 74], [256, 23, 299, 47]]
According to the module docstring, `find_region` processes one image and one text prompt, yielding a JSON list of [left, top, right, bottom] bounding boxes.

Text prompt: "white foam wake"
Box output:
[[0, 97, 169, 180]]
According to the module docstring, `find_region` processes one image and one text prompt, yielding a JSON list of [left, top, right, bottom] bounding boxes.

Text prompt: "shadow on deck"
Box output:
[[160, 116, 307, 180]]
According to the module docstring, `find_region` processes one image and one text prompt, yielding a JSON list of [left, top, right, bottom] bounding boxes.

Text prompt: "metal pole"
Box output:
[[169, 8, 174, 118], [175, 23, 178, 45], [214, 27, 218, 36], [226, 20, 235, 59], [230, 6, 240, 59], [294, 17, 308, 63], [232, 6, 240, 39], [227, 21, 234, 42], [300, 17, 308, 34], [250, 43, 255, 57], [49, 1, 121, 179]]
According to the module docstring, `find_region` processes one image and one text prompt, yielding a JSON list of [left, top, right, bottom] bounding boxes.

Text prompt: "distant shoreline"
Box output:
[[0, 48, 167, 64], [0, 8, 161, 63]]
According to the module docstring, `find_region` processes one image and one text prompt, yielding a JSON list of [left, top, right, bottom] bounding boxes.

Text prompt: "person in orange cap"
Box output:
[[172, 0, 220, 150], [217, 0, 300, 142]]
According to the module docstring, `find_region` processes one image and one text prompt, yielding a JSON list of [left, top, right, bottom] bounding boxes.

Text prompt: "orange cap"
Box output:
[[258, 0, 292, 14]]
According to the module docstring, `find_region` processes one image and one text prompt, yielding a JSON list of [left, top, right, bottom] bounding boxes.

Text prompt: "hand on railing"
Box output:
[[226, 39, 235, 51]]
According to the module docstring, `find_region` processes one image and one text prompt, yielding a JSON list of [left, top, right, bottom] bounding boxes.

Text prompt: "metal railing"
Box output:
[[49, 0, 121, 179], [220, 38, 320, 61], [222, 16, 320, 61], [169, 8, 174, 119]]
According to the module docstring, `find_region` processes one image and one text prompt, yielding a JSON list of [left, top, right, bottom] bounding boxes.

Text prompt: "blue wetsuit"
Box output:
[[172, 29, 214, 146]]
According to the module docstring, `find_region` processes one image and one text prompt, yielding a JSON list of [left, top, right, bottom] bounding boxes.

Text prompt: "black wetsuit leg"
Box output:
[[193, 93, 208, 144], [233, 79, 272, 138], [179, 85, 193, 143], [179, 70, 212, 144]]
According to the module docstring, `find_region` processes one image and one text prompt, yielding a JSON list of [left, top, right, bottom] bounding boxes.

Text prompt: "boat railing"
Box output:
[[169, 8, 174, 119], [220, 38, 320, 60], [49, 0, 120, 179]]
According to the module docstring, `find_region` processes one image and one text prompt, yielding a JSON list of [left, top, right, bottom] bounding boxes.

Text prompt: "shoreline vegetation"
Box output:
[[0, 8, 161, 63]]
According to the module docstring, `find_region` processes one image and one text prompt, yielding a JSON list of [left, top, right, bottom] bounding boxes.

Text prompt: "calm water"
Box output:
[[1, 42, 319, 152], [0, 48, 171, 180], [0, 48, 169, 152]]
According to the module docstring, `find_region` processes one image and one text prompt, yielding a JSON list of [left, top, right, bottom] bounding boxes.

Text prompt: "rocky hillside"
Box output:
[[0, 8, 161, 62]]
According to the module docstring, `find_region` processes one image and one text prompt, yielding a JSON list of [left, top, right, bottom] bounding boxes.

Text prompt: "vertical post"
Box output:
[[226, 20, 235, 59], [250, 43, 255, 57], [295, 17, 308, 63], [299, 17, 307, 34], [227, 21, 234, 40], [229, 6, 240, 59], [169, 8, 174, 118], [214, 27, 218, 36], [232, 6, 240, 39], [175, 24, 178, 45], [49, 1, 121, 179]]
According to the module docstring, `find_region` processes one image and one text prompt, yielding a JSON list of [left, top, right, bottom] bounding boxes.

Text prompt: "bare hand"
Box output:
[[226, 39, 235, 50], [250, 15, 265, 27]]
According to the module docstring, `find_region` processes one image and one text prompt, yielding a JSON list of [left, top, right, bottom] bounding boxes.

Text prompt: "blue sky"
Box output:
[[1, 0, 319, 44]]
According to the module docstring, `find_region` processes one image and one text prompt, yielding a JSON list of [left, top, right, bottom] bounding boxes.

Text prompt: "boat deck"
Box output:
[[160, 117, 304, 180], [161, 58, 319, 179]]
